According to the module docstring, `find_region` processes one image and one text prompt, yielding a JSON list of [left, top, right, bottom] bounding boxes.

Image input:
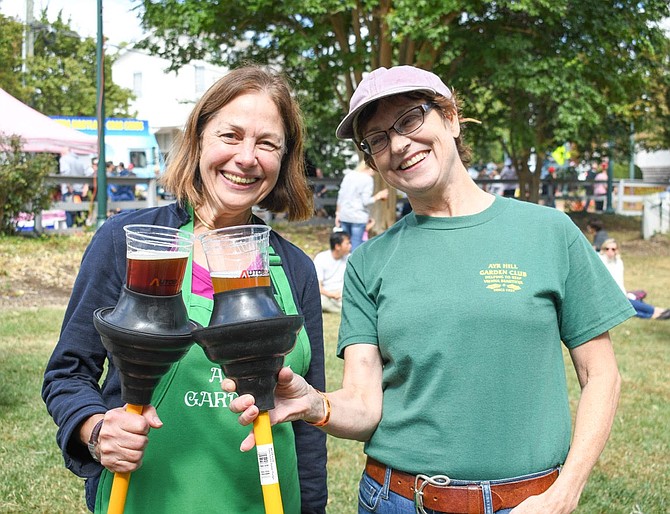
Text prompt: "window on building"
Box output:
[[195, 66, 205, 94], [133, 72, 143, 98], [129, 150, 147, 169]]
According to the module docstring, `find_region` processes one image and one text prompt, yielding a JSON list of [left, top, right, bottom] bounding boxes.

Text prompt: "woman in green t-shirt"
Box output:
[[228, 65, 633, 514]]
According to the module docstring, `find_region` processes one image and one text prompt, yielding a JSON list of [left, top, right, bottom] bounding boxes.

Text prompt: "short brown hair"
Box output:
[[355, 91, 472, 170], [160, 65, 313, 221]]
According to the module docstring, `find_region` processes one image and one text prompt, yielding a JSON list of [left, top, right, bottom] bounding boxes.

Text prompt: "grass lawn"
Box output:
[[0, 308, 89, 513], [0, 214, 668, 513]]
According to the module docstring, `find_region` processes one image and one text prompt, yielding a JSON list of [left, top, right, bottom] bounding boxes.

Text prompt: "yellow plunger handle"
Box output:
[[253, 411, 284, 514], [107, 403, 144, 514]]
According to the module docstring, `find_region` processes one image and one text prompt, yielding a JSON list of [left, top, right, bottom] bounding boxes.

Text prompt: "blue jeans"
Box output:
[[357, 465, 559, 514], [63, 192, 84, 227], [340, 221, 366, 251], [630, 299, 654, 319]]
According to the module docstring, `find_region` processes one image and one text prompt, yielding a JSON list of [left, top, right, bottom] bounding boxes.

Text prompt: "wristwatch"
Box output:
[[87, 419, 104, 462]]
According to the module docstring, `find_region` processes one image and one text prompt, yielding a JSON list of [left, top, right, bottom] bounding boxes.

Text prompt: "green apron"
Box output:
[[95, 213, 312, 513]]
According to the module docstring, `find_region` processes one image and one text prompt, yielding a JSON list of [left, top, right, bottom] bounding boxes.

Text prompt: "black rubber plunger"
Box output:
[[93, 286, 198, 405], [192, 286, 303, 411]]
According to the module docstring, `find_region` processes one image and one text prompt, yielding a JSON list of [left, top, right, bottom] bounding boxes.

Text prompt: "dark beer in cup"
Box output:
[[126, 251, 189, 295]]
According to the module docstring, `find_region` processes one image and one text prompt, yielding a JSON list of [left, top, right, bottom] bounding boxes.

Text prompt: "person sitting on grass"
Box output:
[[313, 231, 352, 313], [586, 219, 609, 252], [599, 238, 670, 320]]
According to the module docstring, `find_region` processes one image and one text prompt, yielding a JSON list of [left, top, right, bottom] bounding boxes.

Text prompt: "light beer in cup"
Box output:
[[199, 225, 271, 293], [124, 224, 195, 296]]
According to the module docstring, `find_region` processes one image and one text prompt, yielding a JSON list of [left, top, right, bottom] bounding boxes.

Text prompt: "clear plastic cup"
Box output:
[[124, 224, 195, 295], [198, 225, 271, 293]]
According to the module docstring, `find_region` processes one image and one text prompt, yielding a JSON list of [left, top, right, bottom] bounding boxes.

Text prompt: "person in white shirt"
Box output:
[[335, 161, 388, 250], [313, 231, 351, 312], [599, 238, 670, 320], [59, 147, 88, 227]]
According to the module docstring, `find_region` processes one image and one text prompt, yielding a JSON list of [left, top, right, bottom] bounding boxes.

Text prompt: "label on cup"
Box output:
[[210, 271, 271, 294]]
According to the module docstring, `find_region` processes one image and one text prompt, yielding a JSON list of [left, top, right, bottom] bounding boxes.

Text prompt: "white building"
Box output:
[[635, 150, 670, 183], [112, 48, 228, 161], [638, 19, 670, 184]]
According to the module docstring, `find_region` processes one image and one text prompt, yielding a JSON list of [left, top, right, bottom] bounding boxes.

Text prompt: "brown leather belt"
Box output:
[[365, 457, 559, 514]]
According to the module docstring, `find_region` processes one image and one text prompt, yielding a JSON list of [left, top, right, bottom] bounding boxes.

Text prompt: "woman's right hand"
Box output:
[[97, 405, 163, 473]]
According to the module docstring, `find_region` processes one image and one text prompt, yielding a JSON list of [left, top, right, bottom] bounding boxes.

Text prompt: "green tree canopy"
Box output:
[[0, 14, 25, 100], [137, 3, 669, 147], [0, 10, 135, 118], [137, 0, 670, 210], [447, 2, 670, 199]]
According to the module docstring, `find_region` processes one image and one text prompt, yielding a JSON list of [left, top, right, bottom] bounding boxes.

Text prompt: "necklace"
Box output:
[[193, 208, 215, 230], [193, 208, 255, 231]]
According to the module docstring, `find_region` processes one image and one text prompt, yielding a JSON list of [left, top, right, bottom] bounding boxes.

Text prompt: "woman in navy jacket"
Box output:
[[42, 65, 327, 513]]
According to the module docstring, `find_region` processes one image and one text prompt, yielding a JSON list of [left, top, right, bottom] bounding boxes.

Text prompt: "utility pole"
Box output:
[[606, 140, 615, 214], [96, 0, 108, 228], [629, 122, 636, 180], [22, 0, 35, 83], [24, 0, 43, 232]]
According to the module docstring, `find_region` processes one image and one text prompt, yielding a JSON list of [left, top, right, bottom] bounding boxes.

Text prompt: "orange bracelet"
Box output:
[[306, 390, 331, 427]]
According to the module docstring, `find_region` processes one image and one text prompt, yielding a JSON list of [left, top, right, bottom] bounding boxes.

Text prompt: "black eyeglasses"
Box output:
[[358, 103, 435, 156]]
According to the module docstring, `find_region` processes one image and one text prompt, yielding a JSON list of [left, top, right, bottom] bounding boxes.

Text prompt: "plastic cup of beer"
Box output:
[[199, 225, 271, 293], [124, 224, 195, 296]]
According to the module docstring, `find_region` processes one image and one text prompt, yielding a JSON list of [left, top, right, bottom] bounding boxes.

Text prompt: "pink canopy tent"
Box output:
[[0, 88, 97, 154]]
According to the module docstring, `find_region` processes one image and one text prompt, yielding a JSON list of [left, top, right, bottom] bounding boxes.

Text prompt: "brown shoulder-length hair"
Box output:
[[354, 91, 473, 170], [160, 64, 313, 221]]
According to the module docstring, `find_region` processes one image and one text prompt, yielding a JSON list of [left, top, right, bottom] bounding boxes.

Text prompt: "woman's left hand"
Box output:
[[223, 367, 317, 451]]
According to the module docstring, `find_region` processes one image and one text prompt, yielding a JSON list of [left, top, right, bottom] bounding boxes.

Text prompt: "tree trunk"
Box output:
[[371, 173, 397, 232]]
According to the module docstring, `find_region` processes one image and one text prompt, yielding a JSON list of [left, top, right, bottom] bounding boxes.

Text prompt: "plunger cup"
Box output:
[[194, 225, 299, 514], [94, 224, 195, 514]]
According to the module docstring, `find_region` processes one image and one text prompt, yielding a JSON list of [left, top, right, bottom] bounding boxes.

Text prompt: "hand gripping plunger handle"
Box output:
[[253, 410, 284, 514], [107, 403, 144, 514]]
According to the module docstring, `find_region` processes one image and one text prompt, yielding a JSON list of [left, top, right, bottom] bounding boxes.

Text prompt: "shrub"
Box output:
[[0, 135, 57, 235]]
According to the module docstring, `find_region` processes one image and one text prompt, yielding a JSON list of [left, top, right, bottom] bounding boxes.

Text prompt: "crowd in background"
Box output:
[[464, 156, 614, 212], [55, 152, 141, 227]]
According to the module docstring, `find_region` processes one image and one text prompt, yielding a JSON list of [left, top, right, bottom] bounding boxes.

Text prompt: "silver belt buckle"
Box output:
[[414, 473, 451, 514]]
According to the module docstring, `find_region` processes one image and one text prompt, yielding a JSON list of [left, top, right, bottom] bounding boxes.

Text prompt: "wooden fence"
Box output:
[[19, 175, 670, 232]]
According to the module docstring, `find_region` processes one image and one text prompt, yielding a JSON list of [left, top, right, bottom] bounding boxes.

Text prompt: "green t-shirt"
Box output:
[[337, 196, 634, 480]]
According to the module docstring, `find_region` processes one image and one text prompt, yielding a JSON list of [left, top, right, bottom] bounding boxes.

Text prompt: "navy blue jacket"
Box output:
[[42, 203, 327, 513]]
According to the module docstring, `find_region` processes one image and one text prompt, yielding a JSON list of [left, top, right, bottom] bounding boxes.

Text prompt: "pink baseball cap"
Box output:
[[336, 65, 452, 140]]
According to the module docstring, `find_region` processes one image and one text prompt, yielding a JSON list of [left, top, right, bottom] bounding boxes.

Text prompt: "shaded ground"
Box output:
[[623, 234, 670, 255], [0, 231, 92, 309], [0, 223, 333, 310], [1, 216, 667, 309], [0, 279, 73, 309]]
